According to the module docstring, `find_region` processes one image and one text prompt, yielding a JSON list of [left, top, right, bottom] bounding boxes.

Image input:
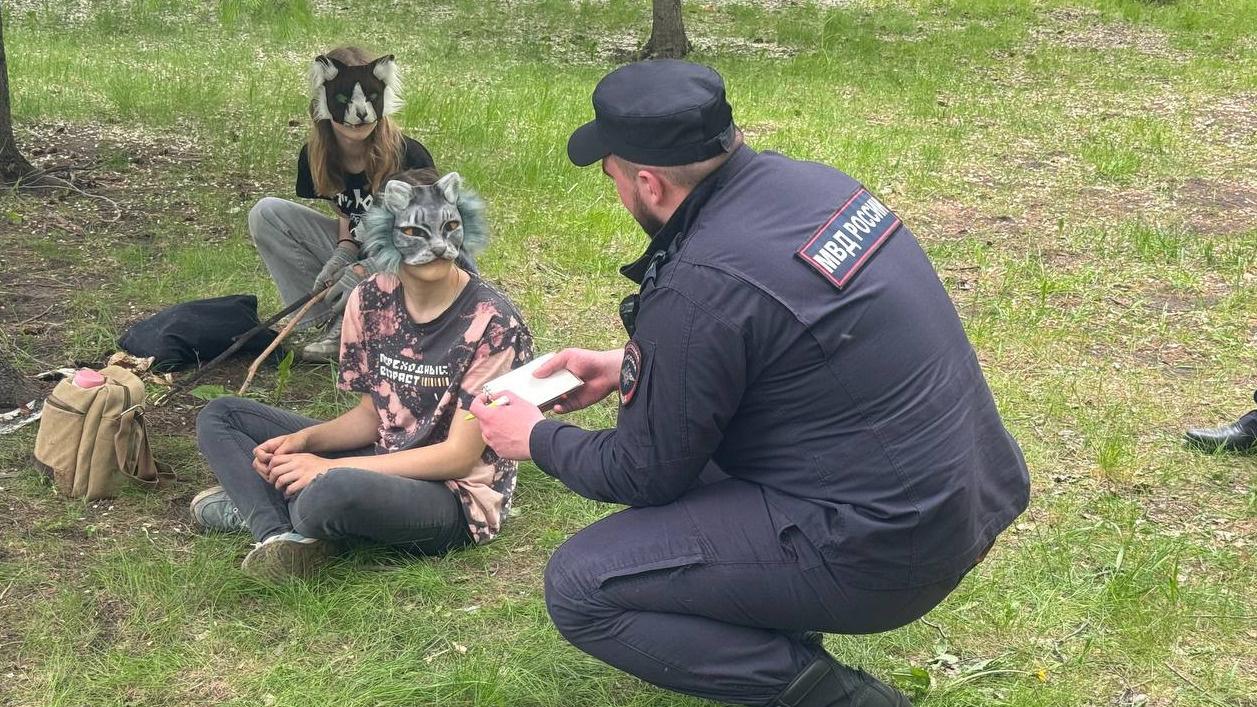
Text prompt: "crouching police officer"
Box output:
[[473, 60, 1031, 707]]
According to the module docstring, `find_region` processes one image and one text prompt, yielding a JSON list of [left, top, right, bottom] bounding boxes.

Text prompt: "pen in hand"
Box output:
[[465, 395, 510, 421]]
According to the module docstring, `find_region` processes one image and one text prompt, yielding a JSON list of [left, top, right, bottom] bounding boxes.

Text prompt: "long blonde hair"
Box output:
[[306, 46, 404, 197]]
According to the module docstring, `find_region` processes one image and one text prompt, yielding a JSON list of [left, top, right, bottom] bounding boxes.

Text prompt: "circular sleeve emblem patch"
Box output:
[[620, 340, 643, 406]]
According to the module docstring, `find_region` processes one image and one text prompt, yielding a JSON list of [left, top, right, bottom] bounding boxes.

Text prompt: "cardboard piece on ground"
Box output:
[[0, 399, 42, 435]]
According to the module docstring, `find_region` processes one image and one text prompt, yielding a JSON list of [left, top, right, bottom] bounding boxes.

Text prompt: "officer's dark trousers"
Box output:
[[543, 476, 961, 705]]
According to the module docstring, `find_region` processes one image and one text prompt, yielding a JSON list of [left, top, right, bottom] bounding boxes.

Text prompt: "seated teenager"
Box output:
[[250, 46, 439, 362], [192, 168, 533, 581]]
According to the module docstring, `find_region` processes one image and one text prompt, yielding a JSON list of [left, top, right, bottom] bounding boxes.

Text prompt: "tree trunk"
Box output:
[[0, 12, 36, 184], [638, 0, 691, 60]]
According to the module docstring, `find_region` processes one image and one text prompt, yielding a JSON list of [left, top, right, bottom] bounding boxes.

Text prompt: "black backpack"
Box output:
[[118, 295, 281, 371]]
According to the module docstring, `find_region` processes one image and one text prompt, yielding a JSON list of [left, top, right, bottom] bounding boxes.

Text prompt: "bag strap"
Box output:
[[116, 408, 160, 486]]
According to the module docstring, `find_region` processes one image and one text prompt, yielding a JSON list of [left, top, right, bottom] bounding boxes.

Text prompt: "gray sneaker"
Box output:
[[298, 322, 341, 363], [241, 532, 336, 582], [190, 486, 246, 533]]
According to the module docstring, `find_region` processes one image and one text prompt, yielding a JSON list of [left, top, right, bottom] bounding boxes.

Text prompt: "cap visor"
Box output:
[[567, 120, 610, 167]]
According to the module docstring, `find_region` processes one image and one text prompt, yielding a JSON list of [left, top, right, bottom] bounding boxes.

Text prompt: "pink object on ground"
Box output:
[[72, 368, 105, 389]]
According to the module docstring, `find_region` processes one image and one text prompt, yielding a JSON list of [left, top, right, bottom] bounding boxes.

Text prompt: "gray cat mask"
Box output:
[[359, 172, 490, 272]]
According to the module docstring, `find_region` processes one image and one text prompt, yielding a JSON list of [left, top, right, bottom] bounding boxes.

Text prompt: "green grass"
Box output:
[[1, 0, 1255, 705]]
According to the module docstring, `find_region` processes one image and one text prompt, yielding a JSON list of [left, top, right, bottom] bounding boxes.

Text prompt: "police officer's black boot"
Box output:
[[1184, 391, 1257, 454], [768, 653, 911, 707]]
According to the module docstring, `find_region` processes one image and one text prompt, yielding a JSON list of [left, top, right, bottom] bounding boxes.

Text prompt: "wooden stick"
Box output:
[[153, 279, 336, 406], [238, 290, 329, 395], [1164, 662, 1231, 707], [15, 303, 55, 328]]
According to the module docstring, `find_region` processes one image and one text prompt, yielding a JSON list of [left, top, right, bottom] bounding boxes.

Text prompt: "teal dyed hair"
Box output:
[[456, 188, 490, 258], [360, 173, 490, 274], [359, 204, 405, 274]]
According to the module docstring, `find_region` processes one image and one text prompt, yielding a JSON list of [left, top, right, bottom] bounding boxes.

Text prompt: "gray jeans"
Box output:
[[248, 197, 339, 328], [195, 396, 472, 555]]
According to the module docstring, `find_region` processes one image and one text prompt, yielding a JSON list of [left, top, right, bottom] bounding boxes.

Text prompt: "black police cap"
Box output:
[[567, 60, 737, 168]]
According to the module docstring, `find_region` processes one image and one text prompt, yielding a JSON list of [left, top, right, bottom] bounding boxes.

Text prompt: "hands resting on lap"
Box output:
[[253, 431, 336, 498]]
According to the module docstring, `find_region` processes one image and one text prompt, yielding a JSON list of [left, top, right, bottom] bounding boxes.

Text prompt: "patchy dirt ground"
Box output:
[[1028, 6, 1189, 62], [0, 361, 43, 409], [0, 123, 294, 440], [1194, 92, 1257, 148], [915, 160, 1257, 245], [1, 124, 193, 361]]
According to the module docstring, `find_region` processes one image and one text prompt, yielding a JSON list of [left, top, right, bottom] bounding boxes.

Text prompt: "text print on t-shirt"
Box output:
[[338, 188, 372, 216], [378, 353, 450, 389]]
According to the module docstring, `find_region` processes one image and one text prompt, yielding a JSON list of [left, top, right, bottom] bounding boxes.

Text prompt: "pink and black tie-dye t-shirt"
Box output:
[[338, 272, 533, 544]]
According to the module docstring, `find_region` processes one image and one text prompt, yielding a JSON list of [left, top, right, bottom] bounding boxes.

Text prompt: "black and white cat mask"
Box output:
[[359, 173, 490, 271], [310, 54, 402, 125]]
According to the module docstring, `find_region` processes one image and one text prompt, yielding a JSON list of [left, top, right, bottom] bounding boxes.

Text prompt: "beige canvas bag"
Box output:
[[33, 365, 159, 500]]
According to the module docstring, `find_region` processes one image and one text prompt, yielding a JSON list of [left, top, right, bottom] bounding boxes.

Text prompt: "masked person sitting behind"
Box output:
[[473, 60, 1030, 707], [194, 168, 533, 582], [250, 46, 440, 362]]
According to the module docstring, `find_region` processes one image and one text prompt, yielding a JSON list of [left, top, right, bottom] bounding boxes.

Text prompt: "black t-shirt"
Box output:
[[295, 135, 435, 229]]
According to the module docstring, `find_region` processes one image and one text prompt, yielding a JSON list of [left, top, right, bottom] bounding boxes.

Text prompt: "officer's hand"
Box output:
[[470, 391, 543, 461], [535, 347, 624, 414]]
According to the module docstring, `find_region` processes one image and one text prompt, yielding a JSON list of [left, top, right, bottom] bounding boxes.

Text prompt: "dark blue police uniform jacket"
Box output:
[[531, 146, 1030, 590]]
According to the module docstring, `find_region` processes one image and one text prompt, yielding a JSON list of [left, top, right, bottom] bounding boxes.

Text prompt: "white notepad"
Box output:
[[481, 353, 583, 409]]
